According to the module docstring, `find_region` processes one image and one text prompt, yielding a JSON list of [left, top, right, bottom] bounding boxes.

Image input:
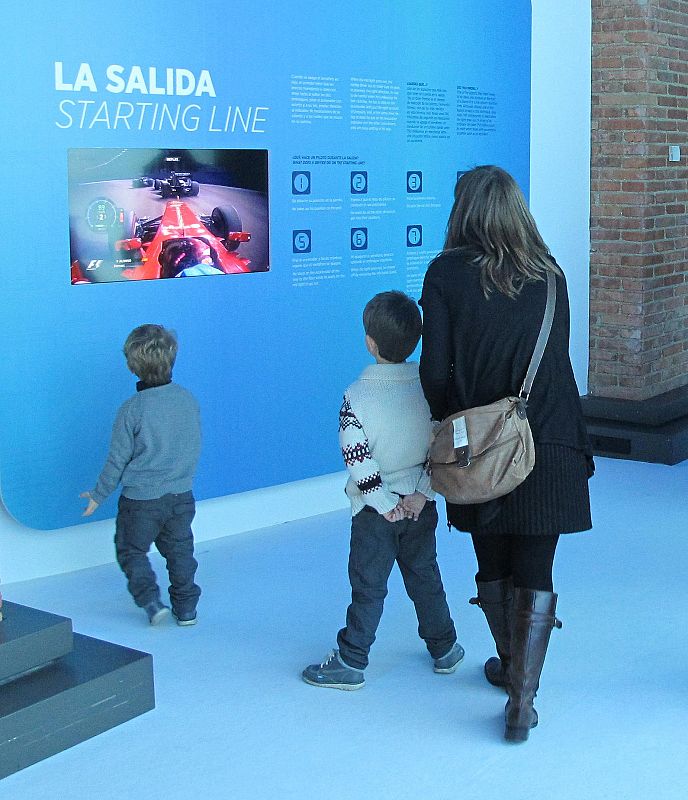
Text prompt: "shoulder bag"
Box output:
[[429, 271, 556, 504]]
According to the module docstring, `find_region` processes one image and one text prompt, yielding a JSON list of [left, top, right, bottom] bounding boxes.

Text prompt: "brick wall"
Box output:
[[590, 0, 688, 400]]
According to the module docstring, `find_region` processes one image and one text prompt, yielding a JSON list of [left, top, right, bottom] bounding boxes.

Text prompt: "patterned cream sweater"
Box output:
[[339, 361, 434, 516]]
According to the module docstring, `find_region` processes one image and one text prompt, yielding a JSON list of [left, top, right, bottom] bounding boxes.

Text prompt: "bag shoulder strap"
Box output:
[[519, 270, 556, 400]]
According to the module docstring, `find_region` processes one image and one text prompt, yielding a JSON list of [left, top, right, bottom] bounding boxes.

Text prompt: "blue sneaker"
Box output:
[[302, 650, 365, 690], [172, 608, 197, 626], [433, 642, 465, 673], [144, 599, 170, 625]]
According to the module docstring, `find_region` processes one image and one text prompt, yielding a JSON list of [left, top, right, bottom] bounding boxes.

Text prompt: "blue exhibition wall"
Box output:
[[0, 1, 531, 529]]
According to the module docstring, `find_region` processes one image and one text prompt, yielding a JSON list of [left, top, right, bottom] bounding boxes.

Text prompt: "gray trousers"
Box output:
[[115, 491, 201, 613], [337, 501, 456, 670]]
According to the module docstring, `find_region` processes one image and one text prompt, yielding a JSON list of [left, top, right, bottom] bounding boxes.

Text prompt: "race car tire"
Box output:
[[210, 205, 242, 236], [209, 204, 242, 251], [161, 183, 171, 198], [190, 181, 200, 196]]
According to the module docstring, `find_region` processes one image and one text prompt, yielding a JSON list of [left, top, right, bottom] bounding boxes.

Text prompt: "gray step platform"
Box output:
[[0, 601, 73, 686], [581, 392, 688, 464], [0, 631, 154, 779]]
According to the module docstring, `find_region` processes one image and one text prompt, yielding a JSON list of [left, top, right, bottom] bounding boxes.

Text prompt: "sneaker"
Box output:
[[302, 650, 365, 690], [144, 599, 171, 625], [433, 642, 465, 674], [172, 608, 197, 626]]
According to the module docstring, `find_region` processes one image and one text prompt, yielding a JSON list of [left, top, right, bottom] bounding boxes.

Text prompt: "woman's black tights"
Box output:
[[470, 533, 559, 592]]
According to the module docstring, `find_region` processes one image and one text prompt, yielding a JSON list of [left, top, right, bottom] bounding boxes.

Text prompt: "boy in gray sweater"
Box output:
[[81, 324, 201, 626], [302, 291, 463, 689]]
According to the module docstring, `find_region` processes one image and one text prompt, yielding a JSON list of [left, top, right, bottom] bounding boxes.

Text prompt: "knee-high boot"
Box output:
[[504, 587, 561, 743], [469, 576, 513, 688]]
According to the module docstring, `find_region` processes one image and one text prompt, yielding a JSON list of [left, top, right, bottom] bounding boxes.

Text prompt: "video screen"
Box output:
[[69, 148, 269, 283]]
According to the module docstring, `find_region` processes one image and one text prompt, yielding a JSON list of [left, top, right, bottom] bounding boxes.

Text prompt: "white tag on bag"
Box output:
[[452, 416, 469, 449]]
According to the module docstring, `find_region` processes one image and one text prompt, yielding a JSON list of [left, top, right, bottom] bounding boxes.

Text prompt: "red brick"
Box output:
[[591, 0, 688, 398]]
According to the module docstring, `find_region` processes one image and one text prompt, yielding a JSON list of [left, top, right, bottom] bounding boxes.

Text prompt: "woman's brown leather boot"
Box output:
[[504, 587, 561, 743], [469, 576, 514, 689]]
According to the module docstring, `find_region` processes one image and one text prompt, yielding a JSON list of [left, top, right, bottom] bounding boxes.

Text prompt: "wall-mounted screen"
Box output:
[[69, 148, 269, 283]]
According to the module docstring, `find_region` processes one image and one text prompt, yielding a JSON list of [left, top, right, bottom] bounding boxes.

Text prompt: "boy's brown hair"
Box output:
[[123, 324, 178, 385], [363, 291, 422, 363]]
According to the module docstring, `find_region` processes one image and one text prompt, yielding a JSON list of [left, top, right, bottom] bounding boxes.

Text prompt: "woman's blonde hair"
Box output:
[[444, 165, 560, 298]]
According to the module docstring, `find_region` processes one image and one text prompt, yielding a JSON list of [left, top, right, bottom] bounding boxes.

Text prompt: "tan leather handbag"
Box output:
[[429, 271, 555, 504]]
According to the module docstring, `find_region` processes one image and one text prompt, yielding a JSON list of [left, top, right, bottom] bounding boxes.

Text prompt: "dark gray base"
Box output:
[[0, 602, 73, 686], [0, 633, 154, 780], [581, 385, 688, 427], [582, 393, 688, 464]]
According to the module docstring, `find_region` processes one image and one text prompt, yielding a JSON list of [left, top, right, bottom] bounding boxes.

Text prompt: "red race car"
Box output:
[[72, 200, 251, 282]]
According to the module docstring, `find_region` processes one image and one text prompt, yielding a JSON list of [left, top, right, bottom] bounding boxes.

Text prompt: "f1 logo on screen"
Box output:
[[0, 0, 532, 528]]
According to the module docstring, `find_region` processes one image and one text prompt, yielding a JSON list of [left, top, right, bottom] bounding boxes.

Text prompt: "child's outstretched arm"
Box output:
[[339, 394, 400, 517], [79, 403, 136, 515]]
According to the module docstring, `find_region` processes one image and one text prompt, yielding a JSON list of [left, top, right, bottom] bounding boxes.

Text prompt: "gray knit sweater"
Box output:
[[91, 382, 201, 504]]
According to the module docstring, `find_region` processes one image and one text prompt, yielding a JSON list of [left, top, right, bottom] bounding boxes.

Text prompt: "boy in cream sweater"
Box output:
[[303, 291, 463, 689]]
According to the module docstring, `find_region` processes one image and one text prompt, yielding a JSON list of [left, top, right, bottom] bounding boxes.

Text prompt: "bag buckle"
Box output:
[[515, 396, 528, 420], [454, 447, 471, 469]]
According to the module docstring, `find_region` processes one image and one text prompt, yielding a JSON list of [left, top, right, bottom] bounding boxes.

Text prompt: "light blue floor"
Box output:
[[3, 456, 688, 799]]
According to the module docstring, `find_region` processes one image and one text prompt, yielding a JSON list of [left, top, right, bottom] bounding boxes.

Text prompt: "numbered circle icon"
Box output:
[[293, 230, 312, 253], [406, 225, 423, 247], [292, 171, 311, 195], [350, 171, 368, 194], [407, 171, 423, 193], [351, 227, 368, 250]]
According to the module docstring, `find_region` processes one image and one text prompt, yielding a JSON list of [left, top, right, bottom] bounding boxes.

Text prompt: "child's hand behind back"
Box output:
[[401, 492, 427, 521], [382, 503, 406, 523]]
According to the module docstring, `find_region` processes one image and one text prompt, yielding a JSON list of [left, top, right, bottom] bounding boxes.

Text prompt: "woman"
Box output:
[[419, 166, 593, 743]]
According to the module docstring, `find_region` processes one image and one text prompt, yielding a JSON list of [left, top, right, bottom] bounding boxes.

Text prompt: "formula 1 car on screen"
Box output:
[[152, 156, 200, 198], [154, 172, 200, 198], [71, 200, 251, 282]]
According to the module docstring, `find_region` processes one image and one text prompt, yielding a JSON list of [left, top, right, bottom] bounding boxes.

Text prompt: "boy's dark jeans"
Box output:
[[115, 491, 201, 613], [337, 501, 456, 670]]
